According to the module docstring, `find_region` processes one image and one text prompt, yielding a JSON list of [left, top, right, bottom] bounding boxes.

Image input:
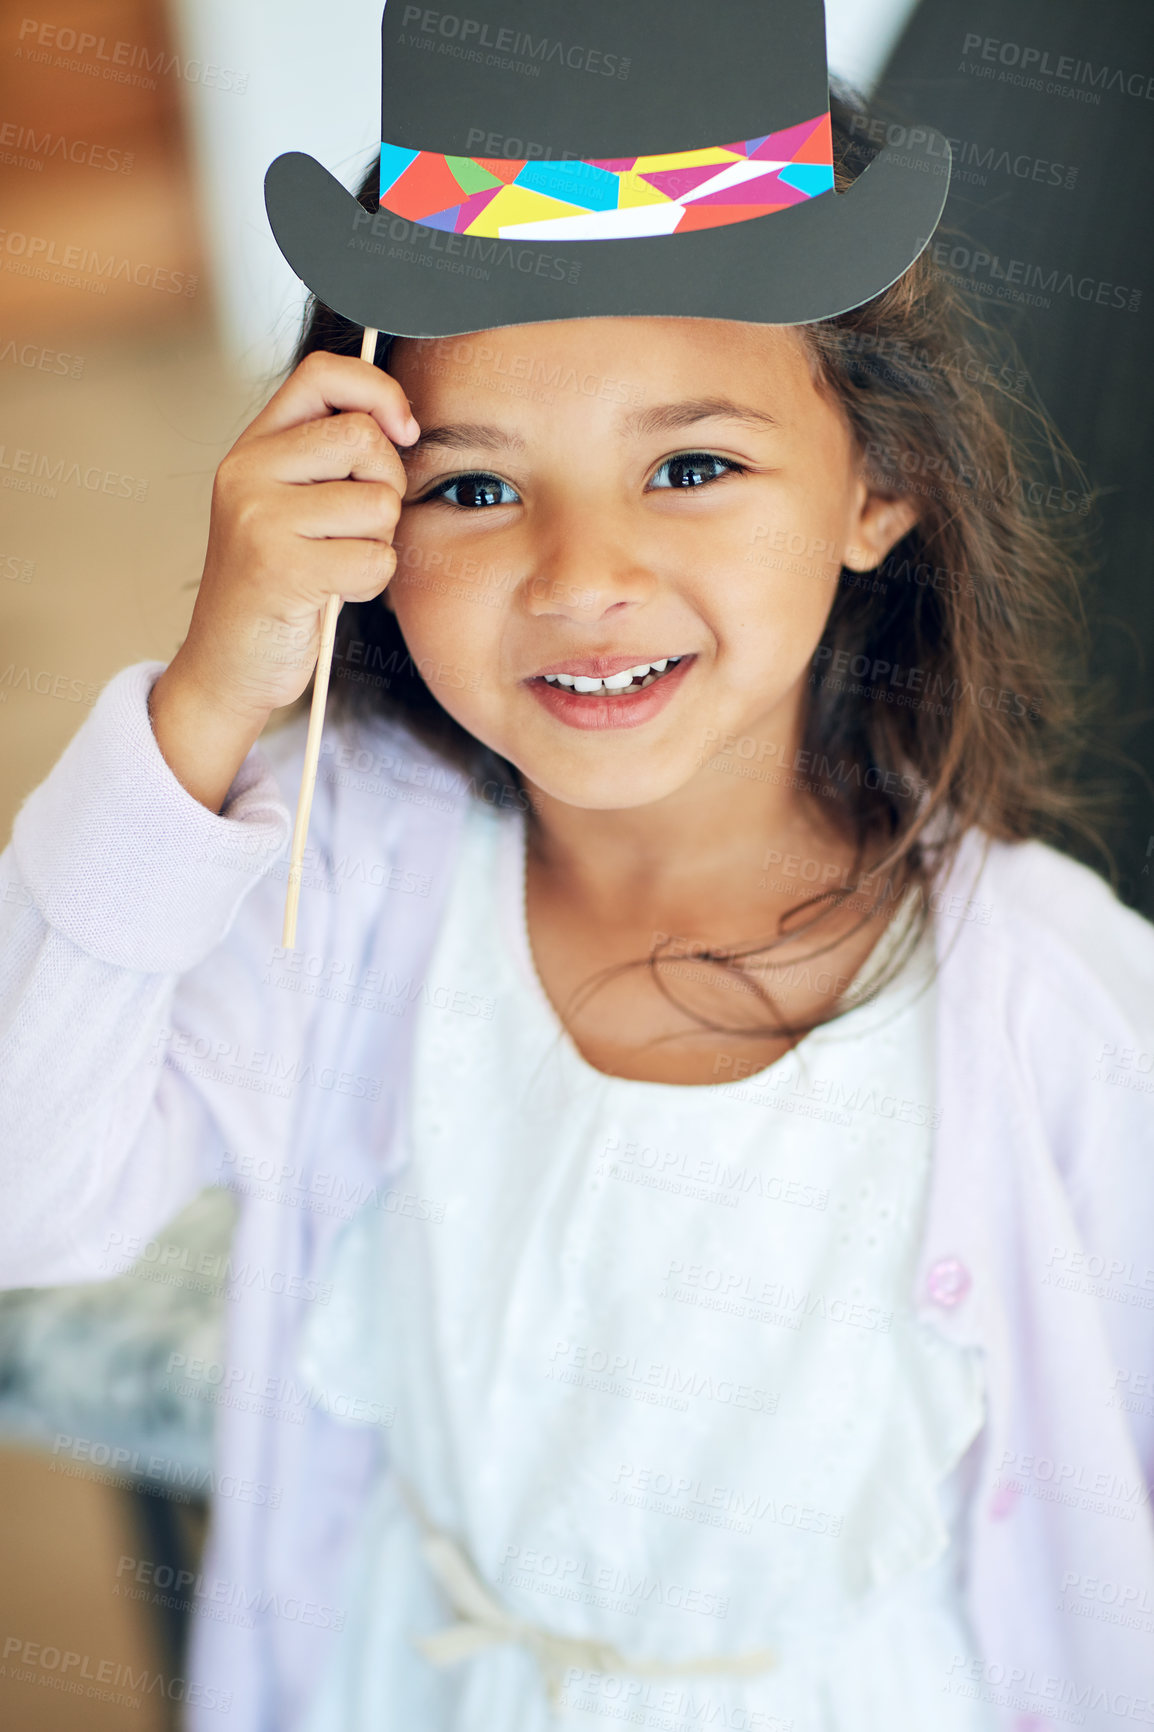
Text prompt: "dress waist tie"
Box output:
[[394, 1475, 777, 1707]]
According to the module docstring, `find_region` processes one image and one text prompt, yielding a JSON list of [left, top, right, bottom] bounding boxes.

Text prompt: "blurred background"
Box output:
[[0, 0, 1151, 1725]]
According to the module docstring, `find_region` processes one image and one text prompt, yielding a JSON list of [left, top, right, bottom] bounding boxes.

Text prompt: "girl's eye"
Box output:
[[648, 452, 748, 490], [417, 452, 747, 507], [422, 472, 520, 509]]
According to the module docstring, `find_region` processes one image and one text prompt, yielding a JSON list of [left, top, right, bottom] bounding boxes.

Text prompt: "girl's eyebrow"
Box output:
[[621, 396, 781, 438], [402, 395, 780, 460], [402, 421, 526, 459]]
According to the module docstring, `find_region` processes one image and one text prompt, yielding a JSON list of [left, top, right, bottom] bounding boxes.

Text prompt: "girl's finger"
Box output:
[[263, 413, 410, 489], [307, 535, 398, 603], [246, 349, 420, 448], [289, 479, 404, 543]]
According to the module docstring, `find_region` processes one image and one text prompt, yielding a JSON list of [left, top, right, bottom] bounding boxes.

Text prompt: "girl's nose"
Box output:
[[521, 511, 659, 622]]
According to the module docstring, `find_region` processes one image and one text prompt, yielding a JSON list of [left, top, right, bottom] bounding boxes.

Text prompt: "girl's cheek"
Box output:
[[390, 529, 456, 615], [388, 550, 506, 686], [738, 511, 845, 617], [395, 519, 525, 625], [391, 519, 430, 585]]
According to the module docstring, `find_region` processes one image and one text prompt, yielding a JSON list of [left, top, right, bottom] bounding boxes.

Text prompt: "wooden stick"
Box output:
[[281, 324, 379, 949]]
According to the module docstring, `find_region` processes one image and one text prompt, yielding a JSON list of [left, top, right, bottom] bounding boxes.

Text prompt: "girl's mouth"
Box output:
[[526, 654, 695, 731], [543, 656, 684, 695]]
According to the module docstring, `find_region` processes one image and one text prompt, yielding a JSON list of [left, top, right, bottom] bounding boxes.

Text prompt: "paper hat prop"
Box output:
[[265, 0, 952, 338]]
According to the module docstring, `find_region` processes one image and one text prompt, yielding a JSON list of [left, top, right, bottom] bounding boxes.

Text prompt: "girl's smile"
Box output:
[[527, 652, 695, 730], [386, 317, 915, 813]]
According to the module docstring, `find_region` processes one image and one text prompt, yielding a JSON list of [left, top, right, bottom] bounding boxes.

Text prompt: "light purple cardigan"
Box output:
[[2, 660, 1153, 1732]]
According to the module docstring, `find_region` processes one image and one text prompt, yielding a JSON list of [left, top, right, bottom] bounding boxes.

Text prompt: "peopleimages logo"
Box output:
[[926, 239, 1141, 316], [394, 7, 631, 78], [349, 206, 582, 287], [0, 443, 148, 500], [961, 32, 1154, 102], [0, 121, 134, 173], [1, 1635, 231, 1714], [115, 1554, 348, 1633], [0, 228, 197, 297], [15, 19, 248, 93]]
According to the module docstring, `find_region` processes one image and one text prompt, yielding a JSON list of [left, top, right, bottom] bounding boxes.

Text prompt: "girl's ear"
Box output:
[[843, 489, 921, 573]]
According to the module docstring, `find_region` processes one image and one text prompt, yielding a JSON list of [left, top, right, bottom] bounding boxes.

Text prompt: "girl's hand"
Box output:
[[149, 351, 419, 813]]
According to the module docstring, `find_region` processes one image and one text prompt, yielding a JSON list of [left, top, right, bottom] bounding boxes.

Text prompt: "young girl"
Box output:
[[3, 92, 1153, 1732]]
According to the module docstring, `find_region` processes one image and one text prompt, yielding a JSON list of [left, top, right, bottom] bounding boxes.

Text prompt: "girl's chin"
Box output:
[[509, 744, 710, 815]]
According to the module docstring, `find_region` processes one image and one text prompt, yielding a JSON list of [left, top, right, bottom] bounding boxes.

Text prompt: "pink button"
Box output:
[[989, 1482, 1018, 1520], [925, 1255, 971, 1307], [1015, 1717, 1050, 1732]]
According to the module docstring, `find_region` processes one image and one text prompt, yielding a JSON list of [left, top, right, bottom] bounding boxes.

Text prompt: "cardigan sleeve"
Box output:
[[0, 660, 296, 1289], [1005, 842, 1154, 1493], [1055, 985, 1154, 1496]]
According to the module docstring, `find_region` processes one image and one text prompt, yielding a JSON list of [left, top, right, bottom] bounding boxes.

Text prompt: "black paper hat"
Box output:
[[265, 0, 951, 338]]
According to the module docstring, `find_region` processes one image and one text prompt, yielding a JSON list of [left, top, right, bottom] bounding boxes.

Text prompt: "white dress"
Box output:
[[299, 799, 996, 1732]]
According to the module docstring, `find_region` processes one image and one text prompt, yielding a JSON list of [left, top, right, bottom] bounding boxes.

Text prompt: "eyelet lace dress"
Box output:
[[298, 799, 995, 1732]]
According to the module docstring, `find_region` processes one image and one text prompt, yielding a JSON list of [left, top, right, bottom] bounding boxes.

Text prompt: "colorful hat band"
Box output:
[[378, 111, 833, 242]]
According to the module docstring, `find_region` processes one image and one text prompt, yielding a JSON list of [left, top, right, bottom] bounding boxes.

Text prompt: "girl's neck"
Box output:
[[522, 727, 842, 928], [515, 698, 910, 1085], [520, 792, 899, 1084]]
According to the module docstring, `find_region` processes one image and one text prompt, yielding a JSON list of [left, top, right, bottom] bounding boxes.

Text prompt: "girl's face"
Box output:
[[388, 318, 911, 811]]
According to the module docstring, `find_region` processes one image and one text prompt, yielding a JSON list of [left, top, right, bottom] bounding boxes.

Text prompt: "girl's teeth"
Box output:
[[541, 657, 682, 696]]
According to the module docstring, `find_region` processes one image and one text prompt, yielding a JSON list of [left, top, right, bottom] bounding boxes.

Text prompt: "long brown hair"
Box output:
[[286, 90, 1106, 1040]]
